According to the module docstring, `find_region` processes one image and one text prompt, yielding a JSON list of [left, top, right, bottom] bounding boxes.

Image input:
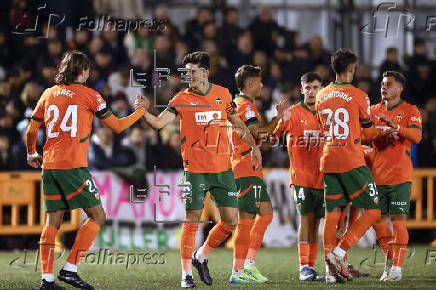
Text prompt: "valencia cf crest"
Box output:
[[215, 98, 223, 106], [394, 114, 402, 123]]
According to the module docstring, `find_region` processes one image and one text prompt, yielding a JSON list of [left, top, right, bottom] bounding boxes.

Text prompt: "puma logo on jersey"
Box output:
[[53, 89, 75, 98], [190, 102, 198, 105], [300, 120, 308, 125]]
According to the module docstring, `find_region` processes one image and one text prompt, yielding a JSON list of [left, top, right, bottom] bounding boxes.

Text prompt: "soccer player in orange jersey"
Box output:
[[315, 49, 396, 283], [26, 51, 148, 290], [273, 72, 325, 281], [229, 65, 287, 283], [137, 52, 261, 288], [363, 71, 422, 281]]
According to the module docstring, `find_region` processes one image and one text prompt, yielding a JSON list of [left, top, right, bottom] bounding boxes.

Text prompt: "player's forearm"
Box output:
[[26, 120, 41, 154], [398, 126, 422, 144], [254, 116, 282, 139], [362, 126, 385, 142], [143, 111, 165, 129], [102, 107, 145, 134]]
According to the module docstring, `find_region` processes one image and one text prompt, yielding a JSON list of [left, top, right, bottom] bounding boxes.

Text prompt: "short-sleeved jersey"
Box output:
[[166, 83, 236, 173], [315, 82, 372, 173], [31, 83, 108, 169], [231, 95, 262, 179], [275, 102, 324, 189], [369, 100, 422, 185]]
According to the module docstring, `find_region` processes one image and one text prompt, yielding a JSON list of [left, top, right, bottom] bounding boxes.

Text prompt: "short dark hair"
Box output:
[[235, 65, 262, 91], [382, 70, 405, 87], [301, 71, 322, 85], [331, 48, 357, 75], [182, 51, 210, 70], [54, 50, 90, 85]]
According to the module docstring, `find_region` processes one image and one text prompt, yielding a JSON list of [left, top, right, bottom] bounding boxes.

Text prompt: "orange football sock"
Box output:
[[392, 220, 408, 267], [298, 242, 310, 266], [349, 207, 360, 224], [309, 243, 318, 267], [373, 220, 393, 259], [201, 221, 235, 256], [323, 212, 341, 258], [66, 219, 100, 265], [180, 222, 199, 270], [338, 209, 380, 251], [246, 215, 273, 261], [233, 219, 255, 271], [40, 225, 58, 274]]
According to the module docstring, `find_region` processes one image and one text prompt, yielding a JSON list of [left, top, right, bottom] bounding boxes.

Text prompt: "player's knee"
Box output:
[[222, 216, 237, 228], [185, 210, 201, 221]]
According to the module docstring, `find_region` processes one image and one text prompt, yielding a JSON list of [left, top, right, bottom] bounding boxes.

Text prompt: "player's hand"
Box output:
[[282, 108, 292, 122], [379, 114, 399, 130], [276, 97, 289, 118], [134, 95, 150, 111], [251, 146, 262, 170], [27, 152, 42, 168]]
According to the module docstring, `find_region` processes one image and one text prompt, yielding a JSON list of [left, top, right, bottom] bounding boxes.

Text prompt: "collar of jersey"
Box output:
[[300, 101, 316, 115], [72, 81, 84, 84], [331, 81, 350, 85], [384, 98, 404, 111], [190, 82, 212, 96], [235, 94, 254, 103]]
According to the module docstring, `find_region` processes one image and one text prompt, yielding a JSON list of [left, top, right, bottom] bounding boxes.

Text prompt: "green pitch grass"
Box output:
[[1, 246, 435, 289]]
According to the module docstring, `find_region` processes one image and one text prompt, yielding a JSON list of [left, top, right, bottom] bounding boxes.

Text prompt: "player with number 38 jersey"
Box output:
[[315, 49, 396, 283]]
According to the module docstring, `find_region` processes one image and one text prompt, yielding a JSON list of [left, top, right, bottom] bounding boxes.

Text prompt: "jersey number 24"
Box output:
[[46, 104, 78, 138]]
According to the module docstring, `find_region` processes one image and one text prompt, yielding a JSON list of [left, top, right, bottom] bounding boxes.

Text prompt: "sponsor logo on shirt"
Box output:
[[411, 116, 421, 123], [227, 191, 239, 197], [194, 111, 222, 125], [245, 106, 256, 119]]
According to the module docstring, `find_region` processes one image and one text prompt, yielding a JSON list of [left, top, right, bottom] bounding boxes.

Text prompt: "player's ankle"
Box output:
[[42, 273, 54, 282], [63, 262, 78, 272], [333, 247, 346, 258], [182, 269, 193, 279]]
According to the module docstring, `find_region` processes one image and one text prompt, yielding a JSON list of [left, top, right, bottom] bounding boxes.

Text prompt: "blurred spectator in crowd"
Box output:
[[93, 0, 144, 21], [228, 31, 253, 77], [123, 27, 154, 59], [123, 126, 148, 168], [379, 47, 402, 76], [418, 98, 436, 167], [107, 66, 144, 107], [404, 39, 432, 106], [185, 6, 212, 50], [102, 30, 127, 66], [308, 36, 330, 67], [218, 7, 241, 59], [93, 46, 114, 85], [249, 5, 279, 53], [0, 134, 14, 171], [88, 127, 135, 170]]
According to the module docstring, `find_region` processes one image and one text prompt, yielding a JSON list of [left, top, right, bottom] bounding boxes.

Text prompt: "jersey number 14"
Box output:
[[46, 104, 78, 138]]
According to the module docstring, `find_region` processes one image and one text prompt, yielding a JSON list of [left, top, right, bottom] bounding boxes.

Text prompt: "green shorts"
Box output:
[[42, 167, 101, 212], [236, 176, 270, 213], [291, 185, 325, 219], [323, 166, 380, 212], [377, 182, 411, 215], [182, 169, 238, 210]]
